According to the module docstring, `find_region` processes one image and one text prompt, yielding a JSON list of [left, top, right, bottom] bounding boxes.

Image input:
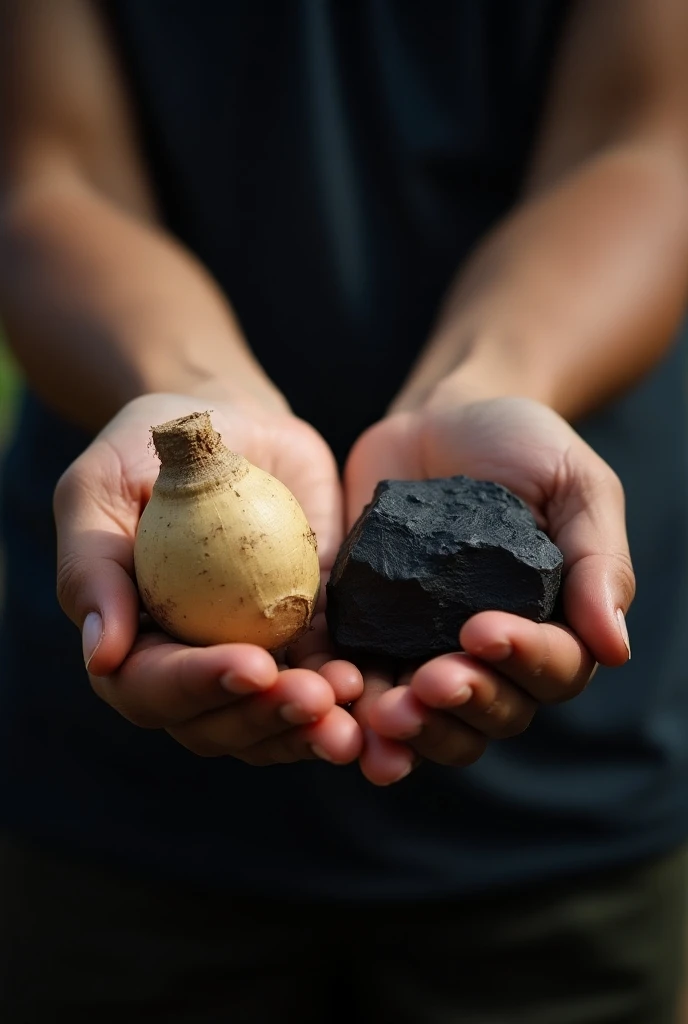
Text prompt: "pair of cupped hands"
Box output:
[[54, 389, 635, 786]]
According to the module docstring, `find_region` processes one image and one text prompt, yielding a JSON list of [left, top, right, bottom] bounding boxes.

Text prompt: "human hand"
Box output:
[[343, 396, 634, 784], [54, 392, 363, 765]]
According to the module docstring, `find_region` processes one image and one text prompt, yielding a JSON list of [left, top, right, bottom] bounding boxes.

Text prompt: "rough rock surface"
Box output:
[[326, 476, 563, 661]]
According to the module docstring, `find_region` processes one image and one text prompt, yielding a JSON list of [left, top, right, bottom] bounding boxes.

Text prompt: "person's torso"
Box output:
[[3, 0, 688, 898]]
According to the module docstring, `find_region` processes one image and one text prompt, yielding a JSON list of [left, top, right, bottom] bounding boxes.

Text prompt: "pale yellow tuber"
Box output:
[[133, 411, 320, 649]]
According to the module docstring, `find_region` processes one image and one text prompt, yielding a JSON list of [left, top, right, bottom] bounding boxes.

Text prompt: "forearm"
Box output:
[[0, 177, 287, 431], [393, 139, 688, 419]]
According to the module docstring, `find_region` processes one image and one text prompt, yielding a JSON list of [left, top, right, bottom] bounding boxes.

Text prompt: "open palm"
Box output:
[[54, 392, 363, 766], [344, 397, 635, 784]]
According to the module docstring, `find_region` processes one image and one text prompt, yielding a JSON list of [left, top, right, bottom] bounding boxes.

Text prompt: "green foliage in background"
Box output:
[[0, 332, 21, 445]]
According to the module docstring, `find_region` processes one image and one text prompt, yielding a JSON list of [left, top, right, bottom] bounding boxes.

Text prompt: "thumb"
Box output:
[[54, 456, 141, 677], [548, 453, 635, 667], [561, 555, 634, 667]]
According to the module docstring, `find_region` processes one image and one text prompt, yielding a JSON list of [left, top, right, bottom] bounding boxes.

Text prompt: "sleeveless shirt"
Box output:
[[2, 0, 688, 898]]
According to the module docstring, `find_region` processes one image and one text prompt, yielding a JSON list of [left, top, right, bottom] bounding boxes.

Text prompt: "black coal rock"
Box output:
[[326, 476, 563, 661]]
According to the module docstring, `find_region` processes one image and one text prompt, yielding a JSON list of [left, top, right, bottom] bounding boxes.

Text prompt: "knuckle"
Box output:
[[55, 551, 87, 620], [52, 464, 78, 516], [595, 471, 637, 607], [474, 696, 517, 738], [53, 458, 93, 519], [422, 717, 488, 767], [615, 555, 637, 608], [467, 688, 536, 740], [603, 465, 625, 502], [492, 703, 537, 739]]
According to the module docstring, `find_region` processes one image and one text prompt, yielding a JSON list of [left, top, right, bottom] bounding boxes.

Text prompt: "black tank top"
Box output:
[[2, 0, 688, 897]]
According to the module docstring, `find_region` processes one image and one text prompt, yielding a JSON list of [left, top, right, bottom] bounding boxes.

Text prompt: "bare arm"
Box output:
[[392, 0, 688, 419], [0, 0, 287, 430], [0, 2, 364, 772]]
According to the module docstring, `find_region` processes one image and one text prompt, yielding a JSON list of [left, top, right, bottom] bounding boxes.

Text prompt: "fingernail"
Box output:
[[446, 685, 472, 707], [616, 609, 631, 660], [280, 703, 318, 725], [384, 763, 413, 786], [481, 640, 513, 662], [311, 743, 334, 762], [219, 671, 268, 694], [82, 612, 103, 670], [310, 743, 350, 765]]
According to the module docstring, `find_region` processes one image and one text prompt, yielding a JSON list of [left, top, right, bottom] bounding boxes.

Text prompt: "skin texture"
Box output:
[[0, 0, 287, 428], [54, 393, 363, 765], [344, 398, 631, 782], [2, 0, 688, 781]]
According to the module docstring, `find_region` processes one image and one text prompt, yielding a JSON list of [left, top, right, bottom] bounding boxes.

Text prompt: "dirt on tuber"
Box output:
[[133, 411, 320, 650]]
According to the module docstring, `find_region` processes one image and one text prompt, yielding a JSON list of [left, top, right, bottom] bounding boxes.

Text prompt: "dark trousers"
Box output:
[[1, 835, 686, 1023]]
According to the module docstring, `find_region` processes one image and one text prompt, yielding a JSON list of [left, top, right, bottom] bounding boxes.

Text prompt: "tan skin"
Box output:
[[2, 0, 688, 783]]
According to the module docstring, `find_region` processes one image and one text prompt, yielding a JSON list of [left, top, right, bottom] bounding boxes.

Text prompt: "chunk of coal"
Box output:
[[326, 476, 563, 661]]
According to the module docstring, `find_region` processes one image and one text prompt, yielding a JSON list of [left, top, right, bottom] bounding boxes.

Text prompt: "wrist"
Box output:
[[136, 337, 291, 418], [186, 372, 291, 417], [391, 329, 557, 416]]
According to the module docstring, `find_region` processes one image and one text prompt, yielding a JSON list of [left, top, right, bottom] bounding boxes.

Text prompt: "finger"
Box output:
[[54, 454, 142, 677], [547, 451, 635, 666], [368, 682, 489, 767], [562, 554, 633, 666], [245, 704, 363, 766], [372, 664, 537, 741], [359, 729, 417, 786], [314, 660, 364, 704], [165, 668, 335, 756], [407, 709, 488, 768], [292, 651, 362, 700], [460, 612, 596, 703], [287, 611, 363, 702], [351, 665, 417, 786], [367, 685, 430, 739], [91, 640, 280, 728]]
